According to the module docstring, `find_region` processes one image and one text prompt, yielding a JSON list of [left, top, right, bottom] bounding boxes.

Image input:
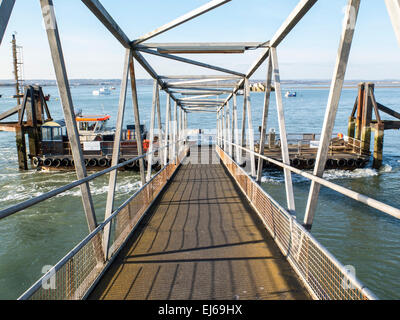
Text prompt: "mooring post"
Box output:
[[15, 125, 28, 170], [347, 94, 358, 139], [26, 87, 42, 161], [373, 122, 385, 169], [361, 83, 374, 154], [347, 116, 356, 139], [355, 83, 365, 140]]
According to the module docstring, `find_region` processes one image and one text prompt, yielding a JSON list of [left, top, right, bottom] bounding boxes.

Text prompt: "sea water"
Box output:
[[0, 83, 399, 299]]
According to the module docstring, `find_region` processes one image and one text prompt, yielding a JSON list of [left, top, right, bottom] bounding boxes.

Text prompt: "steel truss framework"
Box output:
[[1, 0, 400, 274]]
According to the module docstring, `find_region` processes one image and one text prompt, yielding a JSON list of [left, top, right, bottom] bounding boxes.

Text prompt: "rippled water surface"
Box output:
[[0, 84, 399, 299]]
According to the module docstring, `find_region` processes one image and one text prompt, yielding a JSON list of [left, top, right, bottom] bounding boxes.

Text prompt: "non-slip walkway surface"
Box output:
[[89, 157, 309, 300]]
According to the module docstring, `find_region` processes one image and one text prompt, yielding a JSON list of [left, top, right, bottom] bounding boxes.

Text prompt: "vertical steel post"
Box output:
[[241, 86, 247, 163], [303, 0, 360, 230], [164, 94, 171, 166], [226, 102, 232, 156], [39, 0, 98, 234], [0, 0, 15, 46], [230, 99, 234, 158], [216, 110, 220, 147], [146, 80, 157, 181], [173, 101, 178, 163], [256, 56, 273, 183], [155, 84, 163, 169], [245, 78, 256, 177], [271, 47, 295, 212], [221, 105, 226, 150], [233, 93, 240, 163], [129, 54, 145, 185], [385, 0, 400, 46], [103, 48, 131, 259]]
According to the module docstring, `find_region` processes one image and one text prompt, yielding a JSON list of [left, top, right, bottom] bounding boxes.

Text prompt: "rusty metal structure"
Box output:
[[1, 0, 400, 300]]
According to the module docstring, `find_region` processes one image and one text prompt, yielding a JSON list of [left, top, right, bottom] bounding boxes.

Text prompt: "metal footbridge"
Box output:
[[2, 0, 400, 300]]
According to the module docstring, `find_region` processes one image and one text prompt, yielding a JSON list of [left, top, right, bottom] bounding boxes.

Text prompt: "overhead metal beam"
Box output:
[[0, 0, 15, 46], [219, 0, 317, 111], [135, 41, 269, 54], [172, 90, 229, 95], [167, 87, 233, 93], [81, 0, 131, 48], [137, 47, 245, 77], [167, 78, 241, 86], [179, 94, 222, 100], [303, 0, 360, 231], [40, 0, 98, 234], [179, 100, 223, 104], [81, 0, 182, 107], [385, 0, 400, 46], [167, 82, 239, 88], [270, 0, 318, 47], [132, 0, 231, 45], [160, 75, 242, 80]]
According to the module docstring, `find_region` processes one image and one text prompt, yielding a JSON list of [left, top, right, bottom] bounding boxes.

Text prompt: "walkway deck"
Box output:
[[88, 152, 310, 300]]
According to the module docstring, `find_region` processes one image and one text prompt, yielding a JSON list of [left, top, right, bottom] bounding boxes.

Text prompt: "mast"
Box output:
[[11, 33, 22, 106]]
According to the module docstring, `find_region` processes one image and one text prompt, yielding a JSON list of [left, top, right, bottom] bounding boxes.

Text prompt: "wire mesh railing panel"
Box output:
[[21, 147, 188, 300], [28, 232, 104, 300], [216, 146, 375, 300]]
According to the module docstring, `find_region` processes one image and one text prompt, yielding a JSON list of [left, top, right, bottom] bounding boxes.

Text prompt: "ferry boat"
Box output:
[[36, 114, 155, 170]]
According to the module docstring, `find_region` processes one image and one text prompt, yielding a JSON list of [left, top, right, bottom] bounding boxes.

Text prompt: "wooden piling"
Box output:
[[373, 122, 384, 169], [347, 116, 356, 139], [355, 83, 364, 140], [361, 83, 374, 154], [15, 126, 28, 170]]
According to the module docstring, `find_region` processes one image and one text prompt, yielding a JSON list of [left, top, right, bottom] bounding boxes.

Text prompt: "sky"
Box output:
[[1, 0, 400, 80]]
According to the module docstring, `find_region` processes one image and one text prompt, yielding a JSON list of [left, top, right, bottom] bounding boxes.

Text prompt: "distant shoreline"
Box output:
[[289, 85, 400, 89]]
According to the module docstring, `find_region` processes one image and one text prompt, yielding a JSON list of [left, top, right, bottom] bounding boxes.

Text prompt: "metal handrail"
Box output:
[[217, 137, 400, 220], [18, 145, 189, 300], [217, 146, 378, 300], [17, 153, 179, 300], [0, 139, 185, 220]]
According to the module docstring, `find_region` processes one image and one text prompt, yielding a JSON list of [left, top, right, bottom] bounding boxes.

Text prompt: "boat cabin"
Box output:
[[41, 120, 67, 155], [76, 115, 112, 141]]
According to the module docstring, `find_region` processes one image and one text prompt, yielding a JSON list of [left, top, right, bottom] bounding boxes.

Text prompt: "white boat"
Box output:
[[285, 91, 297, 97], [92, 87, 111, 96]]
